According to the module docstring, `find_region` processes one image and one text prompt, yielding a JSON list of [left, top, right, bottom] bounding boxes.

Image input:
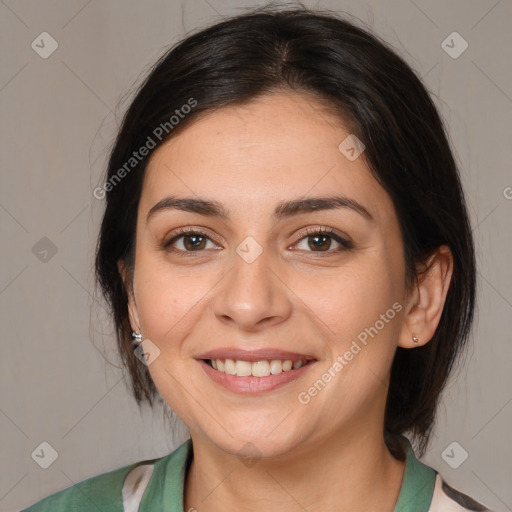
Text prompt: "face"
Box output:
[[123, 92, 411, 459]]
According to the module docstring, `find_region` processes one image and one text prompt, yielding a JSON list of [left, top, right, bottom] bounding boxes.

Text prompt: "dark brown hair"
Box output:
[[94, 4, 476, 457]]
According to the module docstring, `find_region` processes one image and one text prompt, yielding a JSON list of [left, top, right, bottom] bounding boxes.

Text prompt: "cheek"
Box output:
[[298, 257, 401, 345], [133, 249, 221, 342], [299, 254, 402, 400], [297, 266, 402, 418]]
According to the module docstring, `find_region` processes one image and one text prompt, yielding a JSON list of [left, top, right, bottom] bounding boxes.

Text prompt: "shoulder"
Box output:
[[20, 459, 160, 512], [428, 474, 493, 512], [20, 461, 136, 511], [19, 443, 187, 512], [395, 436, 493, 512]]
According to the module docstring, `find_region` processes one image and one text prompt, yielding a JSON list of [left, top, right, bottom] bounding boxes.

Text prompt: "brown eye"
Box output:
[[307, 233, 335, 251], [181, 234, 208, 251], [292, 228, 353, 253], [163, 230, 220, 253]]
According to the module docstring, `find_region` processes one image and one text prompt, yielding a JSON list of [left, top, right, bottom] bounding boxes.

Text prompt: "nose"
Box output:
[[212, 246, 293, 333]]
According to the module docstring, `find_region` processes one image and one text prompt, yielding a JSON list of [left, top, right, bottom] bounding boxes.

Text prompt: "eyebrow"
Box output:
[[146, 195, 374, 223]]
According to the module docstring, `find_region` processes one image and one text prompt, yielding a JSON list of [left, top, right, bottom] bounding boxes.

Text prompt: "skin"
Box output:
[[119, 91, 453, 511]]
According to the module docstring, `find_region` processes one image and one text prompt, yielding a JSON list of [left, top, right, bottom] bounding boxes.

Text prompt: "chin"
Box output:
[[197, 419, 309, 461]]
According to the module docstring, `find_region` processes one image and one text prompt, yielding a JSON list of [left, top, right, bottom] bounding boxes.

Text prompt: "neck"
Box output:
[[184, 424, 405, 512]]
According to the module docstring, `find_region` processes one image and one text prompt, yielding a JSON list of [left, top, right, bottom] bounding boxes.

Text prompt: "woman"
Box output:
[[22, 5, 492, 512]]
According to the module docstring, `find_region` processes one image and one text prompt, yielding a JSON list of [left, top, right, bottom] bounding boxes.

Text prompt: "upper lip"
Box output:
[[195, 348, 316, 363]]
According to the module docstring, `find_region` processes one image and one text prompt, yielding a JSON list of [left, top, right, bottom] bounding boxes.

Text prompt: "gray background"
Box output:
[[1, 1, 511, 511]]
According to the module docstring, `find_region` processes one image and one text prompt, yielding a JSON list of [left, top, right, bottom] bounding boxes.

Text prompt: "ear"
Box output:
[[398, 245, 453, 349], [117, 259, 141, 333]]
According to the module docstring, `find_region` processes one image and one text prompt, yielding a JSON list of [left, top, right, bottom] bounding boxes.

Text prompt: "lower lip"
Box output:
[[197, 360, 316, 394]]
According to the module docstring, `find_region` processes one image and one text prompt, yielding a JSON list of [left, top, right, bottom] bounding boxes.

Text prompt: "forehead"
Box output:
[[140, 92, 395, 225]]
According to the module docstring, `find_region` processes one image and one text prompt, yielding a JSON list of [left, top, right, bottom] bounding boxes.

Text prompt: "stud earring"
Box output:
[[412, 334, 419, 345], [131, 331, 142, 346]]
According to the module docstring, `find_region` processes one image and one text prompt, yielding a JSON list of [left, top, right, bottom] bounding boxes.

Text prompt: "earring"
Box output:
[[412, 334, 419, 345], [131, 331, 142, 346]]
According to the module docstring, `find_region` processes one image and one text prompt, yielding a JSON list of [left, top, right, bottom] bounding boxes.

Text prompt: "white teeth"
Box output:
[[282, 360, 293, 371], [252, 360, 270, 377], [209, 358, 309, 377], [270, 360, 283, 374], [224, 359, 236, 375], [235, 360, 252, 376]]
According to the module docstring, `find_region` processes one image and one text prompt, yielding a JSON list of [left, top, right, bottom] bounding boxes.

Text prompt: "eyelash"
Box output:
[[162, 226, 354, 257]]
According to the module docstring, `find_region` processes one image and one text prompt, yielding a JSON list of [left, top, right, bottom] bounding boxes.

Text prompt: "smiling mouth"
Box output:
[[203, 358, 314, 377]]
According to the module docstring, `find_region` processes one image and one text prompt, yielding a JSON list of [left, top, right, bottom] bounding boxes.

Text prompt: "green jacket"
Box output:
[[21, 437, 491, 511]]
